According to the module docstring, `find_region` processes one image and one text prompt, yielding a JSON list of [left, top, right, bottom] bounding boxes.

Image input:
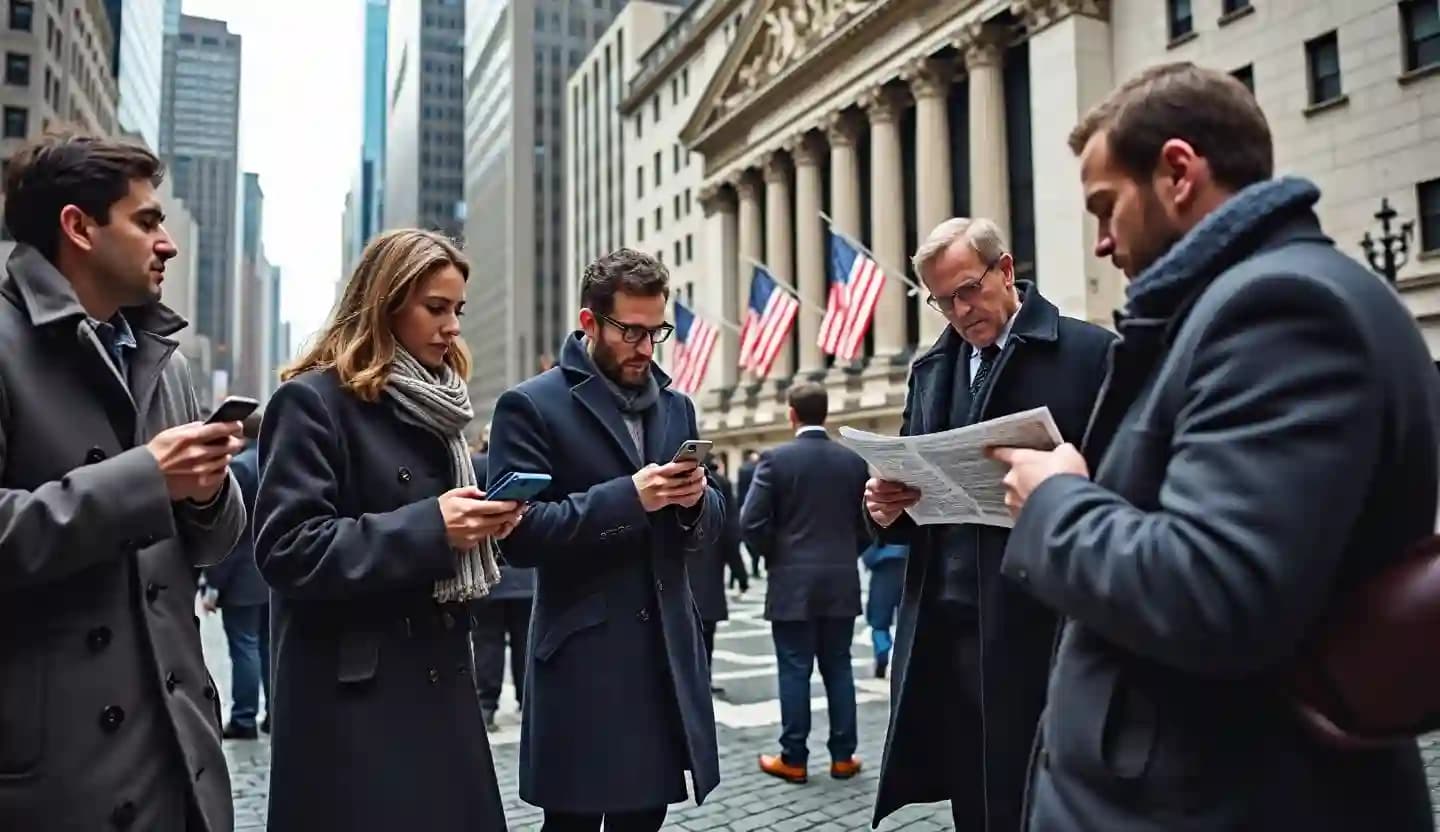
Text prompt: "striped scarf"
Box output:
[[383, 347, 501, 602]]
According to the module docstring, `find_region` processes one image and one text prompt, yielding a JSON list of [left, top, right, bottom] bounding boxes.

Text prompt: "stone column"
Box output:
[[790, 133, 826, 376], [961, 23, 1011, 244], [763, 150, 795, 379], [825, 110, 864, 240], [1020, 0, 1123, 326], [906, 56, 956, 346], [860, 85, 909, 360], [700, 184, 740, 389], [735, 170, 764, 381]]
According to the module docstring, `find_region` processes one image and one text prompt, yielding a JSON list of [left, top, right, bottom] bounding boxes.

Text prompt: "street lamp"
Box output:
[[1359, 197, 1415, 284]]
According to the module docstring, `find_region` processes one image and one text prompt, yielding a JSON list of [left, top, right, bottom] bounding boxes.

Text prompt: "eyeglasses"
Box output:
[[597, 312, 675, 345], [924, 259, 1001, 314]]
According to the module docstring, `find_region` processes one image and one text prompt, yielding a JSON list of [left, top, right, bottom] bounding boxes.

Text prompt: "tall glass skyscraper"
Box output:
[[104, 0, 165, 150], [362, 0, 388, 241]]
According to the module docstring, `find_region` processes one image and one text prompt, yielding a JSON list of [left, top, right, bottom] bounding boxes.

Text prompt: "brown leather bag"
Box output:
[[1289, 535, 1440, 749]]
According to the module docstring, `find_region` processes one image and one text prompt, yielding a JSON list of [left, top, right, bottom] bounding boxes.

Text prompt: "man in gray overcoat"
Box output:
[[0, 133, 246, 830]]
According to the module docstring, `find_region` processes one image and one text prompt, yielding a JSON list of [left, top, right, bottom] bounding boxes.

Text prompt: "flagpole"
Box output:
[[819, 210, 926, 298], [741, 256, 827, 320]]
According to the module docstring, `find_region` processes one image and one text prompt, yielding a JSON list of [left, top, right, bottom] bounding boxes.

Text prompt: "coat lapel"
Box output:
[[571, 375, 643, 470], [910, 328, 960, 434], [129, 330, 179, 436], [642, 394, 671, 465]]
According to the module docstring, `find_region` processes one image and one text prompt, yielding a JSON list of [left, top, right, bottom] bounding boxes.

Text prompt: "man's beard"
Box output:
[[1127, 188, 1185, 278], [591, 338, 647, 389]]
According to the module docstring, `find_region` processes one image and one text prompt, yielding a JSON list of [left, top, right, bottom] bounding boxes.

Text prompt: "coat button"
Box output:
[[100, 705, 125, 732], [110, 800, 137, 828], [145, 582, 162, 603], [85, 447, 107, 464], [636, 608, 651, 623], [397, 466, 412, 483], [203, 683, 215, 700], [428, 668, 440, 684], [1015, 568, 1029, 583], [165, 671, 179, 693], [86, 626, 112, 652]]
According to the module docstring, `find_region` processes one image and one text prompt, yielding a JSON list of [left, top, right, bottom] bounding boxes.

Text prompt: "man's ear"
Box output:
[[578, 307, 598, 338], [58, 204, 96, 254]]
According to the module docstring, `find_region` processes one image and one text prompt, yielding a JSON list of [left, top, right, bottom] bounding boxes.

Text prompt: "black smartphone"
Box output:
[[671, 440, 713, 464], [206, 395, 260, 425]]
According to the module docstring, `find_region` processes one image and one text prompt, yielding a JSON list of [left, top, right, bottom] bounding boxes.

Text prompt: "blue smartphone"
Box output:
[[487, 472, 552, 502]]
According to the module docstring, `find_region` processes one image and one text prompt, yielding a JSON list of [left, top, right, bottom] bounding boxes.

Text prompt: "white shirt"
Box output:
[[796, 426, 828, 438], [967, 309, 1019, 384]]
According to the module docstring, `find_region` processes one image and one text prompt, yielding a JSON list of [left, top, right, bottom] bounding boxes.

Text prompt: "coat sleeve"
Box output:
[[170, 352, 245, 568], [253, 379, 456, 600], [487, 387, 650, 568], [202, 452, 257, 594], [1001, 275, 1382, 678], [739, 451, 777, 562]]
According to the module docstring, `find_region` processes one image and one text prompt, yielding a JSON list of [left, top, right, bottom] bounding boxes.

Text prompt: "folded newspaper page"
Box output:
[[838, 407, 1063, 529]]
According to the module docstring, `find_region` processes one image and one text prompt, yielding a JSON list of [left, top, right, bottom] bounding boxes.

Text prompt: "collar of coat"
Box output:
[[1121, 175, 1322, 322], [911, 280, 1057, 371], [558, 330, 673, 391], [4, 243, 188, 337]]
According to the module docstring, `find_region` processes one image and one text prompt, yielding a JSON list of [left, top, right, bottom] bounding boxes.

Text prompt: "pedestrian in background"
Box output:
[[0, 132, 246, 831], [487, 249, 722, 832], [736, 449, 762, 580], [691, 453, 748, 696], [201, 410, 272, 739], [254, 229, 521, 830], [742, 383, 870, 784], [861, 542, 906, 680]]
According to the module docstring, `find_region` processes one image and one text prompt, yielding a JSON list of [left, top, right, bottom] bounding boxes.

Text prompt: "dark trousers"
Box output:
[[473, 597, 531, 712], [771, 617, 857, 766], [221, 603, 270, 726], [865, 560, 905, 661], [541, 807, 666, 832], [701, 620, 717, 668]]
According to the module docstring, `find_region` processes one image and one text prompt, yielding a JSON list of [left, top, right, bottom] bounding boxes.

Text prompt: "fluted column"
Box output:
[[736, 171, 764, 382], [906, 57, 956, 346], [700, 184, 740, 389], [861, 85, 909, 359], [962, 23, 1011, 243], [790, 133, 826, 376], [764, 151, 795, 379], [825, 111, 863, 241]]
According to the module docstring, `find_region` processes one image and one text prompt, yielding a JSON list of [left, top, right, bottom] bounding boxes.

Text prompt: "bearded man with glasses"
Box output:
[[866, 218, 1115, 832], [487, 248, 722, 832]]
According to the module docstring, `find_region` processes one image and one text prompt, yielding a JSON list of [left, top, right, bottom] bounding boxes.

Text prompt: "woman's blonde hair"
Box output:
[[283, 228, 473, 401]]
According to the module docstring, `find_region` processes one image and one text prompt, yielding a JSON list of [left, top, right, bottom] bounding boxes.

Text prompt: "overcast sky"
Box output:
[[182, 0, 365, 354]]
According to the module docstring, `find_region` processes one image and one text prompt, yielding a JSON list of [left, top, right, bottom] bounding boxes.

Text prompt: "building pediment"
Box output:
[[682, 0, 890, 149]]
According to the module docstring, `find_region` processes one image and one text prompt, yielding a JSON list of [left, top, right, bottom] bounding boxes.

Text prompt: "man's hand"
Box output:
[[865, 477, 921, 528], [146, 421, 245, 503], [633, 461, 706, 512], [987, 443, 1089, 517], [439, 487, 524, 549]]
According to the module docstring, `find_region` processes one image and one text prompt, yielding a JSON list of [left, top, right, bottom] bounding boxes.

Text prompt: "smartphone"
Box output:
[[487, 471, 552, 502], [671, 440, 713, 464], [205, 395, 260, 425]]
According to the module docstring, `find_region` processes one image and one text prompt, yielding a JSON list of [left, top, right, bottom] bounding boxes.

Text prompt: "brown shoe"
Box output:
[[830, 757, 862, 780], [758, 753, 808, 784]]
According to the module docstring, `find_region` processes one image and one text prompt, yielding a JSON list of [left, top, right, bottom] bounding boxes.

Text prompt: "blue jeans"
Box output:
[[222, 604, 270, 727], [865, 560, 905, 661], [771, 618, 857, 766]]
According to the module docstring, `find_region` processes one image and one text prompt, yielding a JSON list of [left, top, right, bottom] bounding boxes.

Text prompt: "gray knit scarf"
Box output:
[[384, 347, 501, 602]]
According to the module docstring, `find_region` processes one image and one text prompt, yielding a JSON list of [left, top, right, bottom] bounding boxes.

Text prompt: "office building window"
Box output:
[[654, 151, 661, 187], [686, 234, 694, 262], [638, 217, 645, 241], [673, 144, 680, 173], [1401, 0, 1440, 72], [4, 51, 28, 86], [651, 96, 660, 123], [9, 0, 33, 31], [635, 114, 642, 139], [1232, 63, 1254, 92], [636, 167, 644, 197], [671, 78, 678, 105], [674, 240, 682, 264], [685, 189, 692, 216], [1420, 178, 1440, 253], [1221, 0, 1251, 15], [1168, 0, 1193, 40], [655, 207, 662, 233], [682, 67, 689, 96], [1306, 31, 1342, 104], [3, 105, 26, 138]]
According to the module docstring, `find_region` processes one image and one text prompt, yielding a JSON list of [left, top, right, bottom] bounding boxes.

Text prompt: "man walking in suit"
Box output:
[[864, 218, 1114, 831], [742, 383, 870, 784], [735, 449, 762, 580], [201, 411, 271, 739], [990, 63, 1437, 830]]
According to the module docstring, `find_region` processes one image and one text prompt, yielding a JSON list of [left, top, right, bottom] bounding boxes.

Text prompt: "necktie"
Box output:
[[966, 345, 1002, 424]]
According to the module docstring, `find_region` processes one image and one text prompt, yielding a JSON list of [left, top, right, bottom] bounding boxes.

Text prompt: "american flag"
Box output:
[[669, 300, 718, 395], [819, 231, 887, 363], [738, 265, 799, 379]]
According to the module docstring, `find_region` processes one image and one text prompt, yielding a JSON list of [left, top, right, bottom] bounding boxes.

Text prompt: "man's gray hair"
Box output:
[[911, 217, 1008, 282]]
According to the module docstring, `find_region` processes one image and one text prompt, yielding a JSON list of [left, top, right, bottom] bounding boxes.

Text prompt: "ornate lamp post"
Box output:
[[1359, 198, 1415, 284]]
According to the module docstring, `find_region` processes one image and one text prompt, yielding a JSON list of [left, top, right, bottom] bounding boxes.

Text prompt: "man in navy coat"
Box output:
[[487, 249, 723, 832], [742, 382, 870, 784]]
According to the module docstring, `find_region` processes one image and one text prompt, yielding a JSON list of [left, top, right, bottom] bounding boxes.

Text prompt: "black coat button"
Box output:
[[636, 609, 651, 623], [145, 582, 163, 603], [397, 467, 412, 483], [165, 672, 179, 693], [203, 684, 215, 701], [85, 447, 107, 464], [86, 626, 112, 652], [110, 800, 137, 828], [427, 668, 440, 684], [100, 705, 125, 732]]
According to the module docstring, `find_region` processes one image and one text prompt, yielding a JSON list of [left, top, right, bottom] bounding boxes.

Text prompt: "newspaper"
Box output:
[[838, 407, 1063, 528]]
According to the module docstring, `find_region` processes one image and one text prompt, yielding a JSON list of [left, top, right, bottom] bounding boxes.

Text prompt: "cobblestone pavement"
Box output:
[[205, 578, 1440, 830]]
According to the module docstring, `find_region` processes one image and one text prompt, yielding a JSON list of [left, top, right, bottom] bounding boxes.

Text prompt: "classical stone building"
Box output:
[[673, 0, 1440, 465]]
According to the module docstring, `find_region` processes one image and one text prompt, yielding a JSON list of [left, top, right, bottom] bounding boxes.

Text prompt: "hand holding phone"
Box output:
[[206, 395, 260, 425], [670, 440, 713, 465], [487, 472, 552, 502]]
